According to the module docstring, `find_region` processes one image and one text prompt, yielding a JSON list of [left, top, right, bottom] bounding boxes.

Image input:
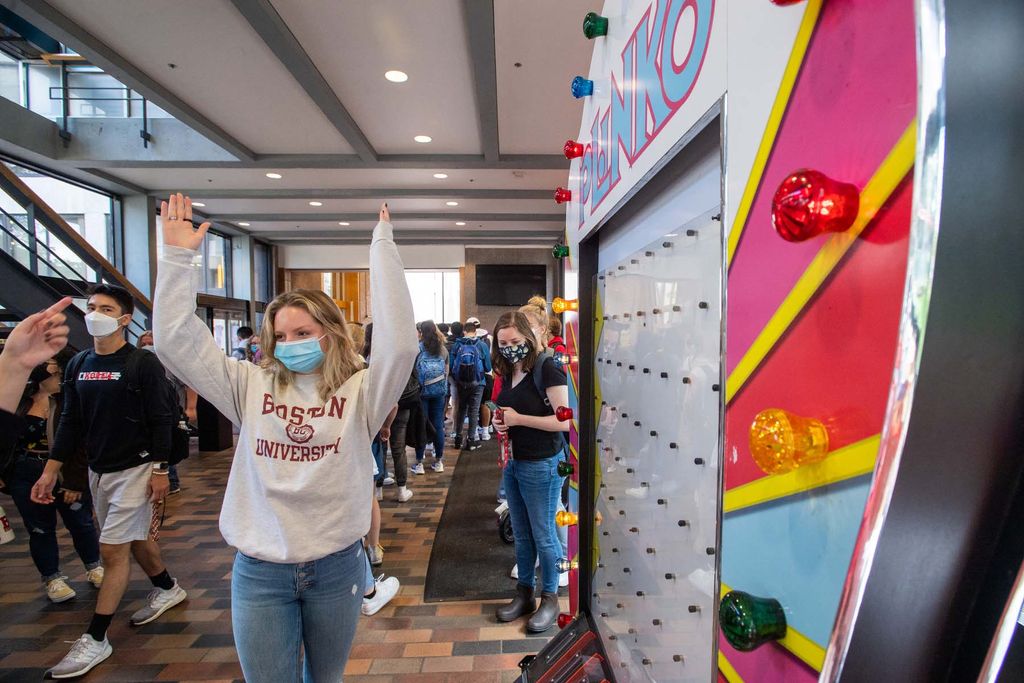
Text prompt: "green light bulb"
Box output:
[[557, 460, 574, 477], [583, 12, 609, 39], [552, 244, 570, 259], [719, 590, 787, 651]]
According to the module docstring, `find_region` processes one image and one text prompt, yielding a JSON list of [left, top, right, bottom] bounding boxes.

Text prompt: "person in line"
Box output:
[[547, 316, 568, 358], [138, 329, 197, 495], [411, 320, 448, 474], [450, 319, 490, 451], [492, 311, 570, 633], [0, 298, 73, 454], [152, 195, 415, 682], [3, 360, 103, 603], [33, 284, 186, 680], [230, 326, 256, 362]]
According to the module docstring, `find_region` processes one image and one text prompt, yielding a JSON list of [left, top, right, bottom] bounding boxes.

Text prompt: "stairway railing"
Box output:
[[0, 160, 151, 341]]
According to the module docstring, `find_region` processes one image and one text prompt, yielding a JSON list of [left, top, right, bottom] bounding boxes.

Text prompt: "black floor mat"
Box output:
[[424, 440, 517, 603]]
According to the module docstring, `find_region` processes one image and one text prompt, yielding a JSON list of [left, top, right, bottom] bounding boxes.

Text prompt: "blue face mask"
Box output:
[[274, 336, 325, 373]]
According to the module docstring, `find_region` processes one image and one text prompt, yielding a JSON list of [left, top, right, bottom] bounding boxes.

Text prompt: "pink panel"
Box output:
[[726, 0, 916, 373], [719, 633, 819, 683]]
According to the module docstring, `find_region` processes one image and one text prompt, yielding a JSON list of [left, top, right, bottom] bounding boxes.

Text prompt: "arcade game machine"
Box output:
[[521, 0, 1024, 681]]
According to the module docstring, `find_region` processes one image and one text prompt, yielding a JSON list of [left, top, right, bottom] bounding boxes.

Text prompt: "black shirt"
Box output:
[[17, 415, 48, 456], [52, 344, 176, 473], [496, 356, 566, 460]]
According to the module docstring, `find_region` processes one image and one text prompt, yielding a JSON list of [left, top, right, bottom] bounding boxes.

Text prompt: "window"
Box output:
[[201, 232, 231, 297], [253, 241, 273, 303], [0, 53, 19, 105], [404, 270, 460, 324]]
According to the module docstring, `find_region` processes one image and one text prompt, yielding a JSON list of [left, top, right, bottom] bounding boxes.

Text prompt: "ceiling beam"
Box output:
[[1, 0, 256, 161], [206, 212, 564, 222], [462, 0, 499, 161], [72, 153, 568, 170], [146, 188, 552, 200], [228, 0, 376, 163], [262, 229, 560, 242]]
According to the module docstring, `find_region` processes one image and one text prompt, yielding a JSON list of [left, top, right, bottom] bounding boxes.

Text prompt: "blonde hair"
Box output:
[[518, 298, 550, 346], [346, 323, 365, 352], [260, 289, 364, 401]]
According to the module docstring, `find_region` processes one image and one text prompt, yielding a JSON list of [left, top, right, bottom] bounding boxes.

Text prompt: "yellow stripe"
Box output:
[[723, 435, 880, 513], [720, 583, 826, 671], [726, 0, 824, 265], [726, 120, 917, 403], [718, 651, 745, 683]]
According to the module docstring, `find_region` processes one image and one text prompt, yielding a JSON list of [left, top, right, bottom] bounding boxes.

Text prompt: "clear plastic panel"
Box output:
[[592, 216, 723, 682]]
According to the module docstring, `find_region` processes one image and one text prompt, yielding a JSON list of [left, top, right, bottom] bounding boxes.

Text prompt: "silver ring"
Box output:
[[168, 215, 177, 221]]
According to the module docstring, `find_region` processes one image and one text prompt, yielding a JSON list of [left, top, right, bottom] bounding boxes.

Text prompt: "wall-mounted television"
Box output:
[[475, 264, 547, 306]]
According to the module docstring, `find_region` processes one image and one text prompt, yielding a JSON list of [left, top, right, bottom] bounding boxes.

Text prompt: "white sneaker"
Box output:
[[382, 475, 396, 486], [46, 634, 112, 679], [374, 486, 383, 501], [425, 444, 435, 457], [86, 567, 104, 589], [362, 575, 400, 616], [510, 558, 541, 580], [559, 571, 569, 588], [129, 580, 187, 626], [431, 460, 445, 473], [480, 429, 491, 441], [367, 543, 384, 567], [46, 576, 76, 603], [410, 463, 425, 475], [396, 486, 413, 503]]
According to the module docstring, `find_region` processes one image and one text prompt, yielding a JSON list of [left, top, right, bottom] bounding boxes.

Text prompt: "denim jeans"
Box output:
[[168, 464, 180, 491], [231, 541, 365, 683], [386, 408, 410, 486], [372, 437, 386, 487], [453, 383, 484, 442], [416, 394, 446, 462], [503, 455, 563, 594], [8, 456, 101, 581]]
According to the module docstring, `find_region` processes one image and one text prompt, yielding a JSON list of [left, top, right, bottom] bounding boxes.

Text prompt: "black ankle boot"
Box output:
[[527, 592, 559, 633], [496, 584, 536, 622]]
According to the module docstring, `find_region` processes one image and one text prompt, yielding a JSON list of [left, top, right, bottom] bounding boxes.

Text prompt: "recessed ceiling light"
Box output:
[[266, 172, 282, 179], [309, 201, 323, 207], [455, 221, 466, 226], [338, 221, 350, 226], [191, 202, 205, 207], [433, 173, 448, 179], [414, 135, 432, 143], [238, 222, 250, 227], [384, 70, 408, 83], [446, 201, 459, 206]]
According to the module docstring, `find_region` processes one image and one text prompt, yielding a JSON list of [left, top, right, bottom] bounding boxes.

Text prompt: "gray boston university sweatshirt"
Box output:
[[153, 221, 417, 563]]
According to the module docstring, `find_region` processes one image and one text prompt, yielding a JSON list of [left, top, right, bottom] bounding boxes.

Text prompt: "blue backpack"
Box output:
[[453, 338, 484, 388], [416, 351, 448, 398]]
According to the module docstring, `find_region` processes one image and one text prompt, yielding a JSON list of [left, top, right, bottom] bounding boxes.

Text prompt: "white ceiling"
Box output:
[[30, 0, 596, 247]]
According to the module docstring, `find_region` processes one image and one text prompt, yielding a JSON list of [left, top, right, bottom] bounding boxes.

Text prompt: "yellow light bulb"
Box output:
[[749, 408, 829, 475], [555, 510, 579, 527], [553, 297, 579, 314]]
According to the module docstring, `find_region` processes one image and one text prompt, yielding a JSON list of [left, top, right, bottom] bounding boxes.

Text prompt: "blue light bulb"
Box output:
[[571, 76, 594, 99]]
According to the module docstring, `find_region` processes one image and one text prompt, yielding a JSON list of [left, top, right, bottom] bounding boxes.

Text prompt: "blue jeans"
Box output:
[[372, 437, 385, 486], [8, 456, 101, 581], [231, 541, 365, 683], [453, 383, 484, 442], [503, 455, 563, 594], [416, 394, 446, 462], [168, 464, 180, 490]]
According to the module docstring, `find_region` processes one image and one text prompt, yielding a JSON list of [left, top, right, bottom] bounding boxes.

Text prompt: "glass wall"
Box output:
[[253, 241, 273, 303], [201, 232, 231, 297], [404, 270, 460, 324], [0, 53, 19, 105]]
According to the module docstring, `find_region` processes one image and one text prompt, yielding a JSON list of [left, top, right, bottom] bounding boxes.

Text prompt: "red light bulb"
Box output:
[[771, 169, 859, 242], [557, 612, 573, 629], [556, 406, 573, 422], [563, 140, 584, 159], [770, 0, 806, 5], [554, 187, 572, 204]]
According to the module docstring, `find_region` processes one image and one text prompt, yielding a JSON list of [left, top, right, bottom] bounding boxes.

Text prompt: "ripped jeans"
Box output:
[[8, 456, 101, 582]]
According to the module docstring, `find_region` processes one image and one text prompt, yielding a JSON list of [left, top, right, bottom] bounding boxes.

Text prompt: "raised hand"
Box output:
[[379, 202, 390, 223], [3, 297, 72, 371], [161, 193, 211, 250]]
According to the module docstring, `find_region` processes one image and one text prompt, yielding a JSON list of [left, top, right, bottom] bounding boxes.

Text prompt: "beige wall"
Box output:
[[460, 247, 556, 333]]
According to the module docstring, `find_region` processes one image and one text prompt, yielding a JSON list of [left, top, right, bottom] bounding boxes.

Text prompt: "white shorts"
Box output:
[[89, 462, 164, 545]]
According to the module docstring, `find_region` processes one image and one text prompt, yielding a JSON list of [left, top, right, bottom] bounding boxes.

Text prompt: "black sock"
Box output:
[[149, 569, 174, 590], [364, 588, 376, 600], [87, 613, 113, 642]]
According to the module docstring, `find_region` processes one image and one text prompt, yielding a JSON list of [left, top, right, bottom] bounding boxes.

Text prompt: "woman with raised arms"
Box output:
[[153, 194, 417, 682]]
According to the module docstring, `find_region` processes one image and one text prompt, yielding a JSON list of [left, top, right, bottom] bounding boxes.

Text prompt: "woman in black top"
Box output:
[[5, 362, 102, 602], [492, 311, 569, 633]]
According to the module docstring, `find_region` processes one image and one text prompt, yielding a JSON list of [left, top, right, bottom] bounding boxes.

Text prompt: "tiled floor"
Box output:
[[0, 443, 559, 682]]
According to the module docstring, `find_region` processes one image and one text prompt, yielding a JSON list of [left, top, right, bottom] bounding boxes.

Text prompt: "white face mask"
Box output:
[[84, 310, 123, 338]]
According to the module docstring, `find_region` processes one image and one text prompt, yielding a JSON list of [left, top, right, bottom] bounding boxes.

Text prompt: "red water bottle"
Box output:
[[489, 402, 512, 468]]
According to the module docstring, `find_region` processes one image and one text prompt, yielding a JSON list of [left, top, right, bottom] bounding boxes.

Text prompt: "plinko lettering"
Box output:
[[255, 436, 342, 463], [577, 0, 714, 224]]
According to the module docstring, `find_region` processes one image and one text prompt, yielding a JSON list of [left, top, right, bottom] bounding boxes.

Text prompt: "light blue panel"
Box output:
[[721, 475, 872, 647]]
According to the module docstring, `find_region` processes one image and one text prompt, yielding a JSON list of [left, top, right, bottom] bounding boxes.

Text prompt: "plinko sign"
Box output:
[[571, 0, 722, 238]]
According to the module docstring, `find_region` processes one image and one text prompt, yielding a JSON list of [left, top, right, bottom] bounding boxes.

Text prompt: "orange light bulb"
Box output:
[[556, 510, 579, 527], [552, 297, 578, 314], [749, 408, 829, 474]]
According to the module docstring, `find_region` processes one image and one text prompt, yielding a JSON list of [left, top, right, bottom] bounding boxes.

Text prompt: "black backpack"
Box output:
[[65, 348, 190, 466]]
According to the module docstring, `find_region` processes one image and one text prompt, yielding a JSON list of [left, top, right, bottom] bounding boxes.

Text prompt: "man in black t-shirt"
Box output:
[[32, 284, 187, 680]]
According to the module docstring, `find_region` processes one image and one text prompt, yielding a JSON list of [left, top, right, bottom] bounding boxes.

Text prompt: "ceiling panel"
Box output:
[[108, 167, 569, 190], [271, 0, 481, 155], [241, 220, 563, 232], [188, 197, 557, 214], [494, 0, 592, 154], [47, 0, 355, 154]]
